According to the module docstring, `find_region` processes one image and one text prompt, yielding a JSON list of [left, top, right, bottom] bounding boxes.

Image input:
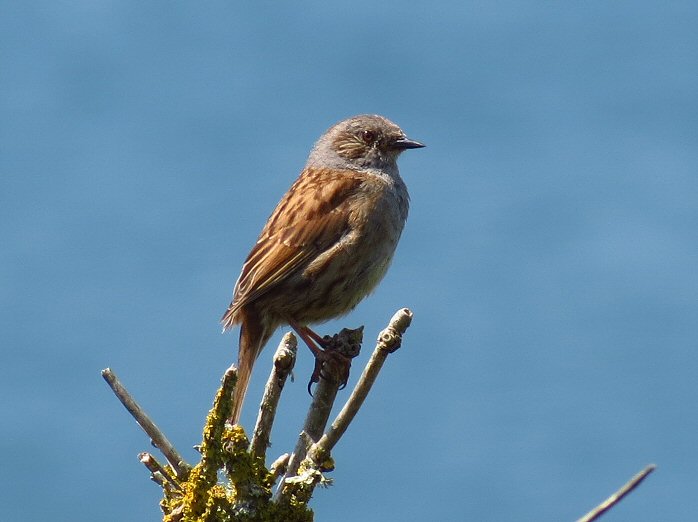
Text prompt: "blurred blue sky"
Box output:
[[2, 1, 697, 520]]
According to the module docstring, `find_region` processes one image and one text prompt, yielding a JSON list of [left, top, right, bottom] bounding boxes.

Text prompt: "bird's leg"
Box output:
[[288, 322, 360, 394], [288, 322, 336, 392], [288, 322, 327, 354], [302, 325, 336, 350]]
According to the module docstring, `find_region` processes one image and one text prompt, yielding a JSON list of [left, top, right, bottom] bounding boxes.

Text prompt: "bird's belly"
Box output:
[[321, 241, 396, 317], [276, 219, 402, 324]]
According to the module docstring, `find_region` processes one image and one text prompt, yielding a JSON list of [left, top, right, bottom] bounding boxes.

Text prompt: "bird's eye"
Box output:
[[360, 130, 375, 144]]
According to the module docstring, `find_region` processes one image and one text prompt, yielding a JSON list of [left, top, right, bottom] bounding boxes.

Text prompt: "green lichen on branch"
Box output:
[[105, 311, 414, 522], [157, 366, 313, 522], [278, 457, 334, 508]]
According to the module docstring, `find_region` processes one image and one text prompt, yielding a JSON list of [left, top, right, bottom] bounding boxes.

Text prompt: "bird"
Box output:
[[221, 114, 424, 424]]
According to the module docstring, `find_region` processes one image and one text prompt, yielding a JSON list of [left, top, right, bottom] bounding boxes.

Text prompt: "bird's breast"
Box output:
[[294, 175, 407, 321]]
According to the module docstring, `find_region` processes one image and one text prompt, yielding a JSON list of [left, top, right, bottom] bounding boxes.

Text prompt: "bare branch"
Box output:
[[576, 464, 656, 522], [101, 368, 190, 478], [250, 332, 298, 459], [308, 308, 412, 463]]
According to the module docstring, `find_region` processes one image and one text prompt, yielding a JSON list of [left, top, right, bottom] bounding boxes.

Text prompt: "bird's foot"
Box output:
[[307, 348, 353, 394], [289, 322, 363, 394]]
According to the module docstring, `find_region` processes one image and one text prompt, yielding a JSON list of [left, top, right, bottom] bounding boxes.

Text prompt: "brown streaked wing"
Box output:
[[227, 168, 366, 318]]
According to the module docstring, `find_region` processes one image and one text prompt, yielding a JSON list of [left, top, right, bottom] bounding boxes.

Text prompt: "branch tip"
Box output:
[[577, 464, 657, 522], [101, 367, 190, 478]]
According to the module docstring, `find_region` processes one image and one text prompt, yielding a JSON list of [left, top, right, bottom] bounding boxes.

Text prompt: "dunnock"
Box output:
[[222, 114, 424, 423]]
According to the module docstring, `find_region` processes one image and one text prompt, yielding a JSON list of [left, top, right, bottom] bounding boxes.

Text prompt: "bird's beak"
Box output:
[[392, 137, 426, 150]]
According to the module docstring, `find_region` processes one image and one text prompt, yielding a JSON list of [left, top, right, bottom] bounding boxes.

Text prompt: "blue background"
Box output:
[[2, 2, 697, 520]]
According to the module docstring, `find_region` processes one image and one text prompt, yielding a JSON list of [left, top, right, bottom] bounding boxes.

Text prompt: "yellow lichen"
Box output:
[[153, 373, 314, 521]]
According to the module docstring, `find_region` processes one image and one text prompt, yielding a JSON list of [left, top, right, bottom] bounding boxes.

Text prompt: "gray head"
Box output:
[[306, 114, 424, 172]]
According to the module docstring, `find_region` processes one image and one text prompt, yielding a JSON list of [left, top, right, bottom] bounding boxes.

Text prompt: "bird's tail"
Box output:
[[229, 316, 269, 425]]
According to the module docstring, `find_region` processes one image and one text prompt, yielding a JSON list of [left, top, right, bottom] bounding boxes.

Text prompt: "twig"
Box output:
[[101, 368, 190, 478], [307, 308, 412, 463], [249, 332, 298, 459], [276, 326, 364, 501], [283, 363, 341, 478], [138, 452, 183, 492], [576, 464, 656, 522]]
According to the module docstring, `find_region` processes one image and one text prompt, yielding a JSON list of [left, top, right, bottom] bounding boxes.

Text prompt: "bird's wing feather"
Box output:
[[221, 168, 366, 327]]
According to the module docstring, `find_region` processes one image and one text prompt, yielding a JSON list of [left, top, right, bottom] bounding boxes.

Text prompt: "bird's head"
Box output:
[[308, 114, 424, 172]]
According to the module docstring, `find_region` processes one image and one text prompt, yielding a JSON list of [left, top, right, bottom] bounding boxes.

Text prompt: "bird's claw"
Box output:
[[307, 349, 351, 395]]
